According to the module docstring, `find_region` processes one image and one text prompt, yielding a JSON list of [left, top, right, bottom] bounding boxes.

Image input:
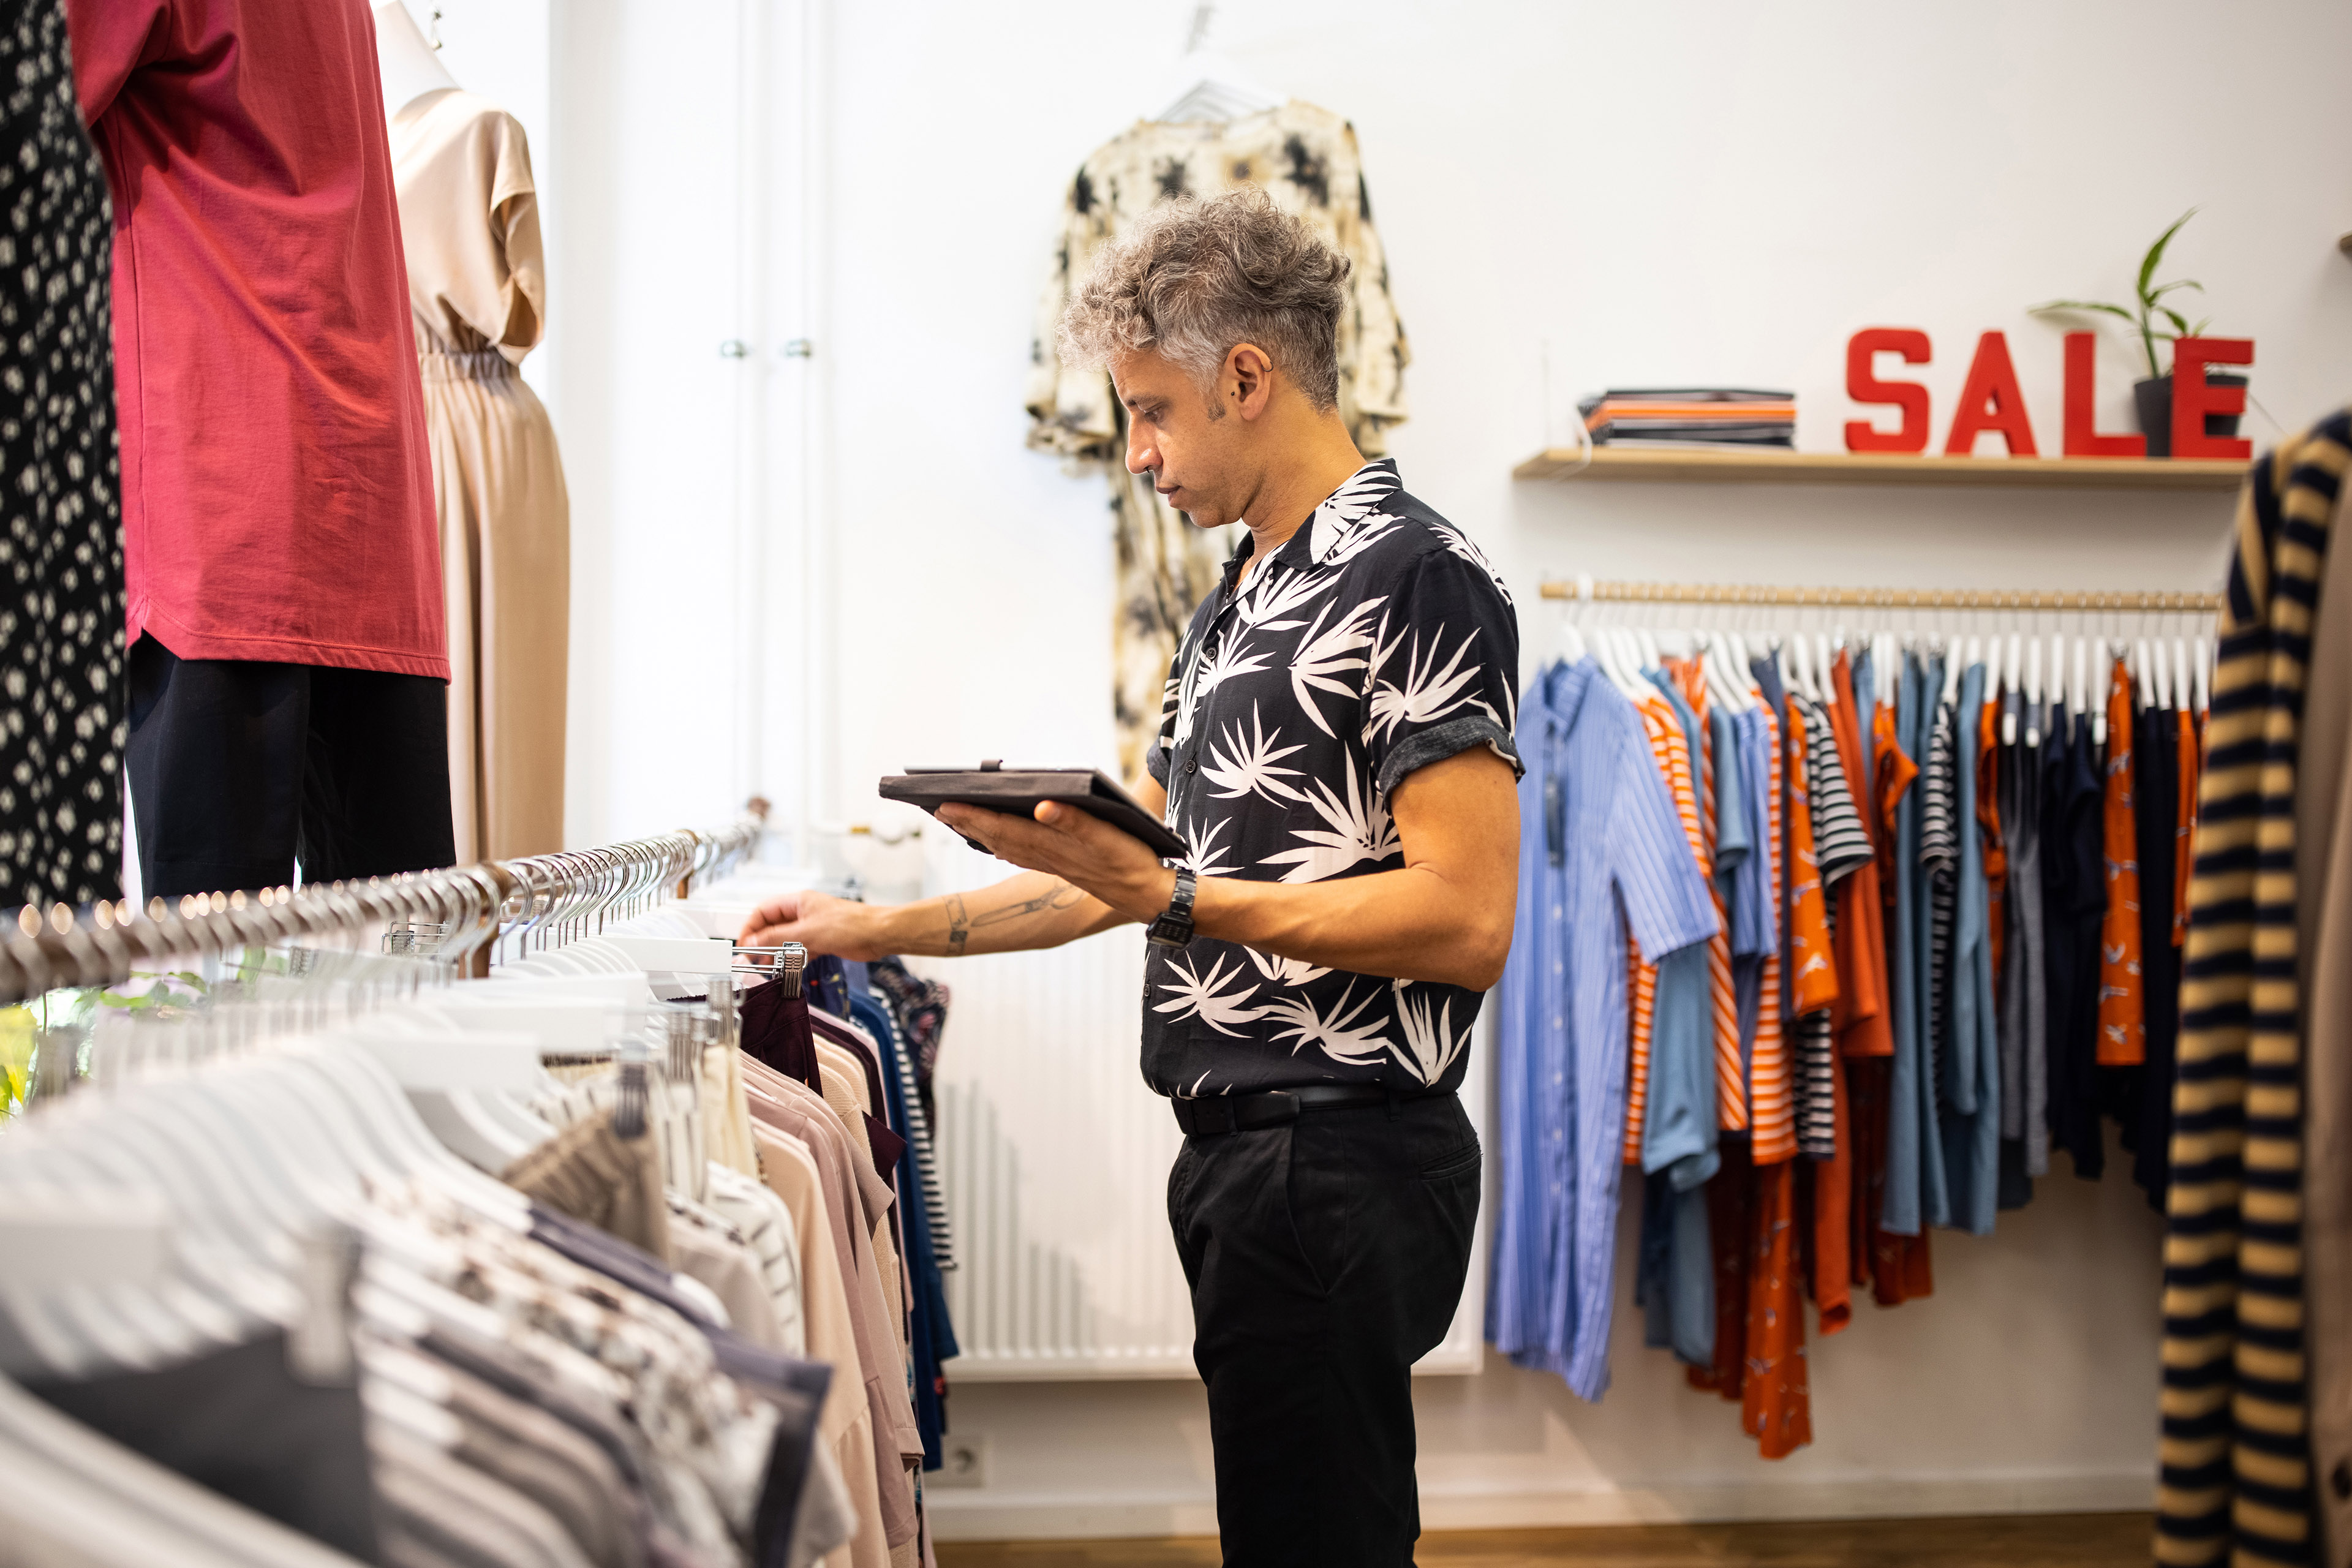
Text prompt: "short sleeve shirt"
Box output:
[[1142, 459, 1521, 1097], [66, 0, 445, 677]]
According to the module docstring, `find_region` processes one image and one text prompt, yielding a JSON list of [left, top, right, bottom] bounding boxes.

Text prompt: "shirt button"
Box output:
[[2334, 1459, 2352, 1501], [1186, 756, 1197, 775]]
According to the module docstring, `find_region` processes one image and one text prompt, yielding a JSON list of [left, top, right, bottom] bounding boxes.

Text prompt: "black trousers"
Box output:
[[126, 634, 456, 899], [1167, 1093, 1480, 1568]]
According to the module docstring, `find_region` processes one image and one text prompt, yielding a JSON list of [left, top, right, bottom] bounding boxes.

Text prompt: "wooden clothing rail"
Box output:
[[1537, 578, 2223, 614]]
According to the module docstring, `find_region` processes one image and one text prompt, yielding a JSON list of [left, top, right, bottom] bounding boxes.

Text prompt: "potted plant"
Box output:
[[2032, 208, 2243, 456]]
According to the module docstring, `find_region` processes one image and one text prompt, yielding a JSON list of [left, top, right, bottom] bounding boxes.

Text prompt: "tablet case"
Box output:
[[878, 763, 1188, 860]]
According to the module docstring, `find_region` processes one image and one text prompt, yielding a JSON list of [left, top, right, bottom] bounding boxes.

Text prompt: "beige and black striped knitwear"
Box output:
[[2160, 408, 2350, 1567]]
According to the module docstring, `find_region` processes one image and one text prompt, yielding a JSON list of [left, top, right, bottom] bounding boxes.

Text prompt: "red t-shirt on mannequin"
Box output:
[[65, 0, 446, 679]]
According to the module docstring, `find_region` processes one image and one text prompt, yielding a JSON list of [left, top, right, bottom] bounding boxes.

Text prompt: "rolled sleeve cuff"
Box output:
[[1374, 715, 1524, 800], [1147, 744, 1174, 787]]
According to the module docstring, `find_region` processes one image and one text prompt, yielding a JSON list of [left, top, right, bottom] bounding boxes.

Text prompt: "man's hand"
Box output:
[[936, 801, 1178, 924], [738, 889, 888, 960]]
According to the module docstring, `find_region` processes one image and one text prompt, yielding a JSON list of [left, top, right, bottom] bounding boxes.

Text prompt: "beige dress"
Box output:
[[391, 88, 570, 861]]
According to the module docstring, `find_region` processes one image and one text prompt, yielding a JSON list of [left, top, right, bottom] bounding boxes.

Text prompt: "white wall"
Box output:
[[509, 0, 2352, 1538]]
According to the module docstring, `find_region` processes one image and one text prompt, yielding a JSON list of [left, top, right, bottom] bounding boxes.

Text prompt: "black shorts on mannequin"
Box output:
[[1167, 1092, 1480, 1568], [126, 634, 457, 899]]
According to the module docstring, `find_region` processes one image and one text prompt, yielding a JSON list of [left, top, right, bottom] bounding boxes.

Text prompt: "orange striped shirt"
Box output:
[[1625, 689, 1706, 1163], [1750, 695, 1796, 1164]]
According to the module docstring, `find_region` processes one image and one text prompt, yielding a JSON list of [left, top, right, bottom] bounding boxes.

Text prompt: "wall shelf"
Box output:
[[1512, 446, 2245, 490]]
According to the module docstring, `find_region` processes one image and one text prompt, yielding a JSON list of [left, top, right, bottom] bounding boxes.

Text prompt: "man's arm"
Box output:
[[937, 747, 1520, 991], [735, 778, 1173, 959]]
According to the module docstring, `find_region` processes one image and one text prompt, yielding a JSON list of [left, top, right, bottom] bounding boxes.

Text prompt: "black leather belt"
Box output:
[[1170, 1084, 1452, 1137]]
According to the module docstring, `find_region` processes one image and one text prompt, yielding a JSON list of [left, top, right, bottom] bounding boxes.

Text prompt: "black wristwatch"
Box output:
[[1147, 867, 1198, 948]]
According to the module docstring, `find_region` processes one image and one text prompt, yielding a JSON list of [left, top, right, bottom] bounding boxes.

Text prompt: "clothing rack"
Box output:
[[0, 809, 788, 1007], [1539, 577, 2223, 613]]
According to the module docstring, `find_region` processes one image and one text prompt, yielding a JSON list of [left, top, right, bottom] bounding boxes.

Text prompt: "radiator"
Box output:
[[921, 927, 1487, 1381]]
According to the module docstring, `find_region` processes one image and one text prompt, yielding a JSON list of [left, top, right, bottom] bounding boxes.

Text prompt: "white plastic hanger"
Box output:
[[2193, 635, 2212, 716], [1153, 6, 1282, 123], [2024, 636, 2043, 747], [1557, 615, 1588, 666], [1699, 634, 1747, 715]]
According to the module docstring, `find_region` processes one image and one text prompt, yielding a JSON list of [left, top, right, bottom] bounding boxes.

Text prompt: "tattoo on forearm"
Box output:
[[944, 894, 970, 957], [943, 880, 1085, 957]]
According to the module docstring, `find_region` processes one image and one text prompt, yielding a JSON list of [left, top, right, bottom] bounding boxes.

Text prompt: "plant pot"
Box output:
[[2134, 372, 2248, 458]]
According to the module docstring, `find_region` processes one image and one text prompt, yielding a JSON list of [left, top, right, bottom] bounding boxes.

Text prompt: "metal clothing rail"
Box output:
[[1537, 578, 2223, 614], [0, 809, 774, 1006]]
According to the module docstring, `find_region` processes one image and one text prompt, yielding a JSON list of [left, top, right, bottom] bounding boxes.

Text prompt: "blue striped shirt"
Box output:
[[1488, 657, 1721, 1401]]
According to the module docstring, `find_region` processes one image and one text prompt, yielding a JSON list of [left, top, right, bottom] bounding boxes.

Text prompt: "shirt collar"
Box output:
[[1540, 654, 1600, 731], [1221, 458, 1403, 587]]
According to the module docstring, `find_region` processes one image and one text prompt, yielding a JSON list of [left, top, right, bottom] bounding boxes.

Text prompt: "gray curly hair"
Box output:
[[1058, 186, 1350, 413]]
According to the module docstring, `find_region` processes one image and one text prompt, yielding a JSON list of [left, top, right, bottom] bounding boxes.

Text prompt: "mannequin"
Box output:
[[380, 21, 571, 861], [374, 1, 456, 116]]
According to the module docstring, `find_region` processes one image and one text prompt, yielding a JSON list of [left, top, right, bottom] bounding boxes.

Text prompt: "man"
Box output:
[[742, 186, 1520, 1566]]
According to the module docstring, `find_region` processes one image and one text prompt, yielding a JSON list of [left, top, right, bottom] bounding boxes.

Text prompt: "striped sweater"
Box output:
[[2158, 409, 2350, 1567]]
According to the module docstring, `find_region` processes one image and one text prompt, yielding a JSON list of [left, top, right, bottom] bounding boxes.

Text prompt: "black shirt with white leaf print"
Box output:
[[1142, 459, 1521, 1098]]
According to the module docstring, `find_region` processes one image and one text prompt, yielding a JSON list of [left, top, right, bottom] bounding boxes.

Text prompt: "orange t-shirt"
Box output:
[[1874, 700, 1920, 909], [1977, 696, 2007, 994], [1742, 1159, 1812, 1458], [1785, 700, 1838, 1019], [2098, 657, 2147, 1064]]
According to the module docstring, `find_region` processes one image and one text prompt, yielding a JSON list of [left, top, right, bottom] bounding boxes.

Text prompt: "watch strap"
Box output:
[[1147, 867, 1198, 948]]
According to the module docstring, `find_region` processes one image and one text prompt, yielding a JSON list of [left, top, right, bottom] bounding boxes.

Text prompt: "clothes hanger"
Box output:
[[2022, 636, 2041, 747], [2193, 634, 2212, 716], [1152, 4, 1282, 127], [1557, 614, 1588, 666]]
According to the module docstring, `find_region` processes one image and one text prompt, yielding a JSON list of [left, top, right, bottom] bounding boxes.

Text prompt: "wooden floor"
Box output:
[[936, 1512, 2152, 1567]]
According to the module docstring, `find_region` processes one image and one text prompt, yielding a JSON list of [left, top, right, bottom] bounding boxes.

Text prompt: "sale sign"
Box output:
[[1842, 328, 2252, 460]]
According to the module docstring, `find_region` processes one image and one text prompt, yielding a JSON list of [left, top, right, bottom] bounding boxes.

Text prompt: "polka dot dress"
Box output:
[[0, 0, 124, 909]]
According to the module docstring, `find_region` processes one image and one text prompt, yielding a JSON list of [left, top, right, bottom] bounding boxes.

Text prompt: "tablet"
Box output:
[[878, 764, 1189, 860]]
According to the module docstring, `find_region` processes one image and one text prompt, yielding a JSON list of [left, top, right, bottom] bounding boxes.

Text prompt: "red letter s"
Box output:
[[1844, 329, 1932, 453]]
